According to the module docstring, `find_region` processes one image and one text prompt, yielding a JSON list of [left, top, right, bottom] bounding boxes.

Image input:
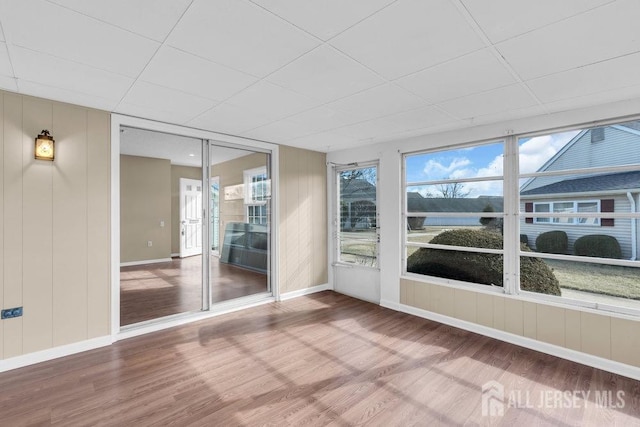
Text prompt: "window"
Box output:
[[532, 201, 600, 225], [591, 127, 605, 143], [402, 119, 640, 316], [244, 166, 269, 225], [403, 141, 505, 288]]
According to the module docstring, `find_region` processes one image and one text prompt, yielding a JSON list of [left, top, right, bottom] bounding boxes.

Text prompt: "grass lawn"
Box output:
[[545, 259, 640, 300]]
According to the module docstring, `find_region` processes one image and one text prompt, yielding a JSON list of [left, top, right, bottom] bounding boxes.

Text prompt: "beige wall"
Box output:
[[279, 146, 328, 293], [400, 278, 640, 368], [0, 91, 110, 360], [212, 152, 268, 251], [120, 155, 171, 263], [171, 165, 201, 255]]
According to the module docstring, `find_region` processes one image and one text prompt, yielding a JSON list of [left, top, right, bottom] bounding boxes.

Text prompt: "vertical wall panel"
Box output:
[[52, 104, 88, 346], [581, 312, 611, 359], [3, 93, 23, 358], [311, 150, 327, 286], [504, 299, 523, 336], [454, 288, 476, 323], [536, 305, 565, 347], [87, 110, 110, 338], [0, 93, 4, 358], [298, 150, 311, 288], [475, 293, 494, 328], [564, 309, 581, 351], [22, 97, 53, 353]]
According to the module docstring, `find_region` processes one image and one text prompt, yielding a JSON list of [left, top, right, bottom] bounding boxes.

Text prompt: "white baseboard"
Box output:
[[171, 253, 180, 258], [120, 258, 172, 267], [1, 336, 112, 373], [279, 283, 332, 301], [381, 299, 640, 382]]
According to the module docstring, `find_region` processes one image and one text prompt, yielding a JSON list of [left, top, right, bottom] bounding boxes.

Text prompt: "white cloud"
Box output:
[[423, 157, 471, 179], [519, 131, 579, 174]]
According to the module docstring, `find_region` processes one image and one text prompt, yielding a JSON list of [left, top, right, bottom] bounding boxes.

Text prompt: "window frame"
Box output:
[[243, 166, 269, 225], [401, 119, 640, 317], [532, 200, 601, 225]]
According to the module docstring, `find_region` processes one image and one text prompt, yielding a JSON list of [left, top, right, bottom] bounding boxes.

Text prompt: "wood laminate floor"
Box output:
[[2, 291, 639, 426], [120, 256, 267, 326]]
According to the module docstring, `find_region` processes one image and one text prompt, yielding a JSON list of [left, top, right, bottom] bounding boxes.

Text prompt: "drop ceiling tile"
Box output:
[[11, 47, 133, 102], [18, 80, 118, 111], [544, 84, 640, 115], [121, 81, 216, 123], [497, 0, 640, 80], [251, 0, 395, 40], [327, 83, 428, 122], [380, 105, 458, 132], [468, 104, 547, 127], [330, 0, 483, 79], [0, 42, 13, 77], [336, 118, 405, 140], [0, 0, 159, 78], [167, 0, 319, 77], [528, 53, 640, 103], [286, 106, 361, 133], [226, 81, 319, 121], [286, 131, 356, 152], [116, 102, 196, 125], [438, 84, 539, 119], [185, 102, 273, 135], [49, 0, 192, 41], [462, 0, 613, 44], [396, 49, 516, 103], [0, 75, 17, 92], [241, 119, 314, 142], [141, 46, 257, 102], [267, 45, 384, 103]]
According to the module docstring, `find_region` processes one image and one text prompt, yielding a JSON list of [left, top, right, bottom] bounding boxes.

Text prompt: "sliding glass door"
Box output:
[[119, 125, 272, 327]]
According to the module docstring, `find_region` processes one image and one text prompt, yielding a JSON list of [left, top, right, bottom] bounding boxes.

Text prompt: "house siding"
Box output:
[[523, 126, 640, 192]]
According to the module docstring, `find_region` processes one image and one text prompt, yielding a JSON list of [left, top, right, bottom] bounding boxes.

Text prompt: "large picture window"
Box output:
[[244, 166, 269, 225], [403, 119, 640, 315]]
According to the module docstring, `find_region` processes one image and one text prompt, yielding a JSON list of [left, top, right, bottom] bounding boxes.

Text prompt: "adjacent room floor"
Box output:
[[120, 255, 267, 326], [1, 291, 639, 425]]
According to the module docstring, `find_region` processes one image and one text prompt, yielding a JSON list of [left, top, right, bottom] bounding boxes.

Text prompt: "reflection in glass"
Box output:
[[339, 166, 378, 267]]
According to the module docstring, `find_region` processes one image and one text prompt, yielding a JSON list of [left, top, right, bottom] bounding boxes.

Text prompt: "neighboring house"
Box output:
[[407, 192, 503, 227], [340, 178, 376, 230], [520, 123, 640, 259]]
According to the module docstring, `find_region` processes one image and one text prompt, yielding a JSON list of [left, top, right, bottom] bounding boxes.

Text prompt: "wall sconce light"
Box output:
[[35, 130, 55, 161]]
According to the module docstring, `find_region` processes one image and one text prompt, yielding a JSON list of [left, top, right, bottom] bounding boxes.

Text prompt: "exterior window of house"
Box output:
[[244, 166, 269, 225], [533, 201, 600, 225], [403, 141, 505, 288], [591, 127, 605, 143]]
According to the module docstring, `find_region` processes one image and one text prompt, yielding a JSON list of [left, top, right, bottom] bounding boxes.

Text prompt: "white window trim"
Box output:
[[244, 166, 268, 224], [533, 200, 601, 225]]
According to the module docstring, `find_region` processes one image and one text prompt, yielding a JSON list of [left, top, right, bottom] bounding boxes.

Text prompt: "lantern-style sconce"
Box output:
[[35, 130, 55, 161]]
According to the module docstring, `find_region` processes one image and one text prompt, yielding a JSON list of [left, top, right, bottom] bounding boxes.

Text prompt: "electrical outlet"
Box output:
[[1, 307, 23, 319], [147, 240, 153, 247], [160, 221, 165, 227]]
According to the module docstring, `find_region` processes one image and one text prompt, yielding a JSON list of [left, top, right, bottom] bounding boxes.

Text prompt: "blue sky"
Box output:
[[405, 130, 580, 197]]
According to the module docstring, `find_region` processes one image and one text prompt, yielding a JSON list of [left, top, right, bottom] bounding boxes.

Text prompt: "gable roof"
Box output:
[[340, 178, 376, 201], [407, 193, 503, 213], [520, 170, 640, 196]]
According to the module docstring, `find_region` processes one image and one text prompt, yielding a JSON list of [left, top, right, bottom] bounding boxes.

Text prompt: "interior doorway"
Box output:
[[179, 178, 203, 258]]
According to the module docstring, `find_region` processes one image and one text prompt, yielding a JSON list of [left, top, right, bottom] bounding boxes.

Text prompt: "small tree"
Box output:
[[436, 182, 470, 198], [479, 204, 495, 226]]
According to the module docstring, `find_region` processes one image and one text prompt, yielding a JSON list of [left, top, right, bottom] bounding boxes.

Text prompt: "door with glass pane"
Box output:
[[334, 163, 380, 302], [211, 176, 220, 256]]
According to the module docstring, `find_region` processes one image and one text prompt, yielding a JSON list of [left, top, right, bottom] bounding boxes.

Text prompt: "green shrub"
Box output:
[[406, 229, 560, 295], [535, 230, 568, 254], [479, 204, 495, 226], [574, 234, 622, 259], [520, 234, 529, 246]]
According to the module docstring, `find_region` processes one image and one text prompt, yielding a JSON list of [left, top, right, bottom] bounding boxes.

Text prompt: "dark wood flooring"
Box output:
[[1, 291, 639, 426], [120, 256, 267, 326]]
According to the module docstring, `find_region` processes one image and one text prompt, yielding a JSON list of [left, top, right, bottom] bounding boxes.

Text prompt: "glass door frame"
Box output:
[[111, 114, 279, 338]]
